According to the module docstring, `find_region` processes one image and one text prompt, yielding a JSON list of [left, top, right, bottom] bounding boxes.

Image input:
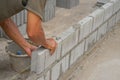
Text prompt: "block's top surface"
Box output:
[[78, 16, 93, 25], [102, 2, 113, 9], [89, 8, 104, 17]]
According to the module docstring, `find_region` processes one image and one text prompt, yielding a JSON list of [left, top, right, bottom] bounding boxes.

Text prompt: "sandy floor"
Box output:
[[43, 0, 97, 38], [60, 22, 120, 80]]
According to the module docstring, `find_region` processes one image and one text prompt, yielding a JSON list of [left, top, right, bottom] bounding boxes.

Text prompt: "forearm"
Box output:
[[27, 10, 48, 48], [0, 18, 30, 49]]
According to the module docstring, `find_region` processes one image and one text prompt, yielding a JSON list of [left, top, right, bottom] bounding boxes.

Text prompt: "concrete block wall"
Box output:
[[29, 0, 120, 80], [89, 9, 104, 31], [56, 0, 79, 9]]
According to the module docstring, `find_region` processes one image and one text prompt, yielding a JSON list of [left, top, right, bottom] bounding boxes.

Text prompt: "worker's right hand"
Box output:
[[46, 38, 57, 55]]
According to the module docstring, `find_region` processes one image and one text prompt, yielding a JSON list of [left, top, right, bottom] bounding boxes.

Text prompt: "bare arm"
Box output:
[[27, 10, 57, 54], [0, 18, 37, 56]]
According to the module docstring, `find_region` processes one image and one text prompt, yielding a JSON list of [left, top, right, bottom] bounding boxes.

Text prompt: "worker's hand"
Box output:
[[24, 45, 37, 57], [46, 38, 57, 55]]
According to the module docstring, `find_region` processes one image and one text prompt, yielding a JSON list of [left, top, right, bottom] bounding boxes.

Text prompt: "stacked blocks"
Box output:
[[56, 0, 79, 9], [89, 9, 104, 31], [43, 0, 56, 22]]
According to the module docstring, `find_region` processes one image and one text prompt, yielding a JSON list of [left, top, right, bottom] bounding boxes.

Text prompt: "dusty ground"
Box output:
[[43, 0, 97, 38], [59, 22, 120, 80]]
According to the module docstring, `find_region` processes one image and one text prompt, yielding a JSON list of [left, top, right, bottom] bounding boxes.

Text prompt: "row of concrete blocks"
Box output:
[[34, 10, 120, 80], [30, 12, 120, 80], [30, 1, 120, 79]]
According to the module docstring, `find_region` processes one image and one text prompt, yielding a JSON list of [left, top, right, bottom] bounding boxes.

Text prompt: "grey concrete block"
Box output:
[[16, 12, 21, 26], [84, 37, 89, 52], [56, 0, 79, 9], [43, 0, 56, 22], [61, 54, 70, 73], [58, 27, 79, 57], [11, 15, 17, 24], [93, 31, 98, 44], [18, 24, 27, 36], [78, 16, 93, 42], [54, 37, 62, 60], [108, 14, 116, 31], [111, 0, 119, 14], [70, 50, 74, 66], [101, 2, 114, 21], [31, 47, 46, 74], [116, 10, 120, 23], [37, 76, 44, 80], [20, 10, 24, 25], [97, 22, 107, 41], [70, 40, 85, 65], [44, 71, 50, 80], [85, 31, 97, 52], [24, 10, 27, 23], [51, 62, 61, 80], [89, 9, 104, 31], [45, 49, 56, 69]]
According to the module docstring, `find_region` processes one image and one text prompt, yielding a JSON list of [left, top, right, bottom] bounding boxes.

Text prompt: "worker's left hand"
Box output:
[[46, 38, 57, 55]]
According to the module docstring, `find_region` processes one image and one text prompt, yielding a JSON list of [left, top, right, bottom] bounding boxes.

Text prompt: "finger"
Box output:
[[50, 43, 57, 55], [27, 52, 31, 57], [25, 48, 32, 57], [50, 47, 56, 55]]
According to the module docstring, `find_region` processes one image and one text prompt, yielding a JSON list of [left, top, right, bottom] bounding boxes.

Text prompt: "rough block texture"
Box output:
[[18, 24, 27, 36], [111, 0, 119, 14], [45, 49, 56, 69], [54, 37, 62, 60], [16, 13, 21, 26], [51, 62, 61, 80], [58, 27, 79, 57], [43, 0, 56, 22], [101, 2, 113, 21], [116, 10, 120, 23], [56, 0, 79, 9], [44, 71, 50, 80], [31, 48, 46, 74], [24, 10, 27, 23], [11, 15, 17, 24], [62, 54, 70, 73], [108, 14, 116, 31], [89, 9, 104, 31], [97, 22, 108, 40], [70, 40, 85, 65], [85, 30, 97, 52], [20, 10, 24, 25], [78, 16, 93, 42]]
